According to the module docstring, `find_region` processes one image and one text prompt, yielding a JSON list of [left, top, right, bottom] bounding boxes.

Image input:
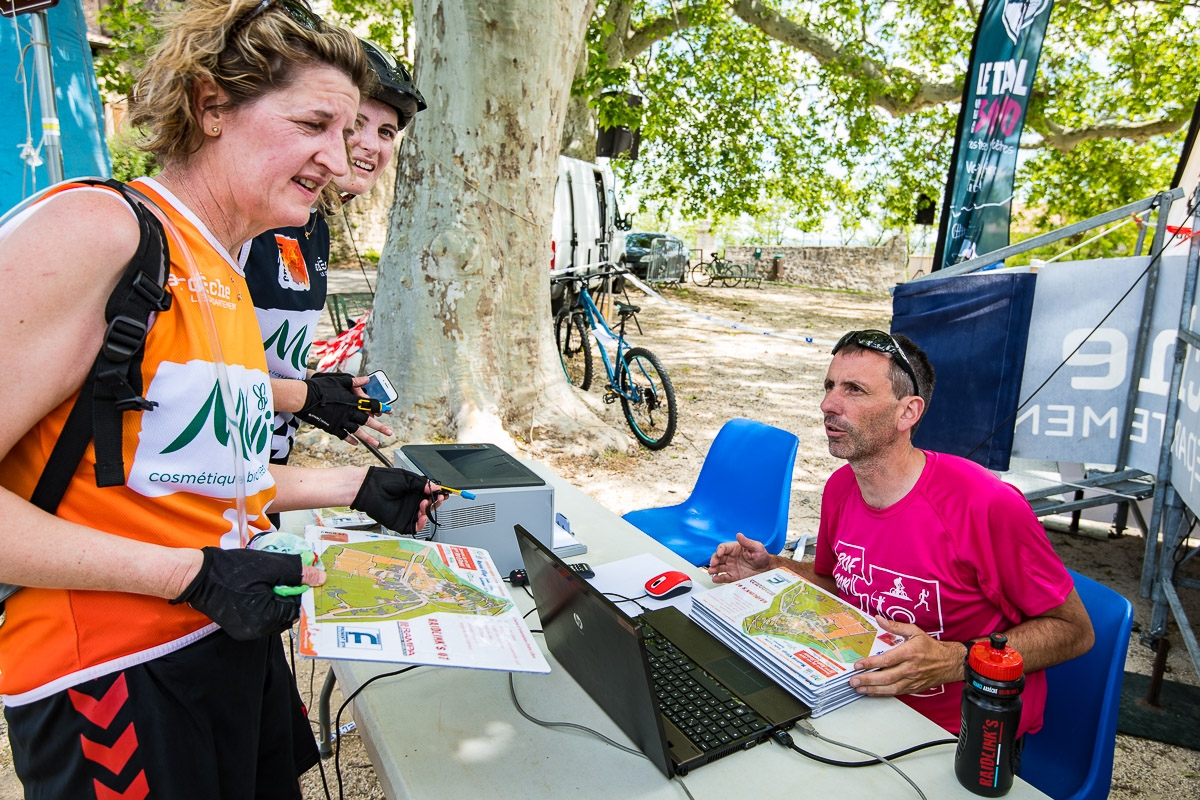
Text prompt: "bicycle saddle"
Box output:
[[616, 302, 641, 315]]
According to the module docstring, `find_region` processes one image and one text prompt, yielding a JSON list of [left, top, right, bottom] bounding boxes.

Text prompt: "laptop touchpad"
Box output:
[[707, 655, 774, 695]]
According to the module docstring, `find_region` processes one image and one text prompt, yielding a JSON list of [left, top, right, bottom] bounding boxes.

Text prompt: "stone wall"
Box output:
[[721, 235, 907, 294]]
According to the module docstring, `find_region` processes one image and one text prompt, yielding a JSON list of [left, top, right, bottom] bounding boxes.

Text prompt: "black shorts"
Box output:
[[5, 630, 319, 800]]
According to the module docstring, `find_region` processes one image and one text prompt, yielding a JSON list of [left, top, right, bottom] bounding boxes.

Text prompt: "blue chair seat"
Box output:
[[623, 418, 799, 566], [1021, 569, 1134, 800]]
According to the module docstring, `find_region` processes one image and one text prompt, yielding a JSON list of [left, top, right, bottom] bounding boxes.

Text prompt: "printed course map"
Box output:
[[314, 538, 513, 623], [743, 581, 878, 666]]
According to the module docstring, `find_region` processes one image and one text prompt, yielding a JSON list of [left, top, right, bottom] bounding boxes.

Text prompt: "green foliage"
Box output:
[[327, 0, 414, 63], [589, 0, 1200, 239], [108, 129, 158, 182], [1016, 134, 1184, 261], [92, 0, 1200, 248], [622, 5, 839, 222], [94, 0, 172, 99]]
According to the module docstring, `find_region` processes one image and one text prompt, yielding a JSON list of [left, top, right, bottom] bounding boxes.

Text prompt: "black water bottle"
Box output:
[[954, 633, 1025, 796]]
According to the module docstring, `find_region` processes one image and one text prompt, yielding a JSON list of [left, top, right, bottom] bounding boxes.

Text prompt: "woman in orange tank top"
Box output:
[[0, 3, 439, 797]]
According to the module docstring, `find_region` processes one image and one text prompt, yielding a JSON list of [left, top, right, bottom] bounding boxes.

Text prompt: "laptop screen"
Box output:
[[514, 525, 674, 777]]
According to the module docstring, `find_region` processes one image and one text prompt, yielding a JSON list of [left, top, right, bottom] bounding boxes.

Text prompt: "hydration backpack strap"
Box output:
[[30, 179, 172, 507]]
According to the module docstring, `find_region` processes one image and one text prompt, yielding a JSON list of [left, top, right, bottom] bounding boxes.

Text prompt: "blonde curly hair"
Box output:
[[130, 0, 369, 164]]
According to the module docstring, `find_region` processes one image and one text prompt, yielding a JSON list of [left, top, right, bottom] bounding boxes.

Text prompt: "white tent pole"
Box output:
[[28, 9, 62, 184]]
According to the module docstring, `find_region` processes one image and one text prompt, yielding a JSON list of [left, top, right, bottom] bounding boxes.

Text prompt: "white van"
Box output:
[[549, 155, 629, 313]]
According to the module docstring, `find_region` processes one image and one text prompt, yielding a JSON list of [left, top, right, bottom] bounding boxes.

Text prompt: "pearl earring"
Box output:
[[211, 126, 220, 133]]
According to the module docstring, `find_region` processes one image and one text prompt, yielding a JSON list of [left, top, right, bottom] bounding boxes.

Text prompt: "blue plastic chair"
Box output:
[[1022, 569, 1134, 800], [622, 418, 798, 566]]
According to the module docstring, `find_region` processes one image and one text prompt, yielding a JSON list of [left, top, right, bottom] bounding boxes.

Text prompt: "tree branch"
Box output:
[[623, 2, 712, 61], [728, 0, 962, 116], [1027, 114, 1191, 151]]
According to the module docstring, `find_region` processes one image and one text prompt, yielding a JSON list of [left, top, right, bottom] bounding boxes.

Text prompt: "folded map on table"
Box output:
[[691, 569, 899, 715]]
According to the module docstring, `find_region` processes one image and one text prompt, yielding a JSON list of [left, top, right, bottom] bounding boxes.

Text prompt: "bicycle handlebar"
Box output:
[[550, 264, 631, 285]]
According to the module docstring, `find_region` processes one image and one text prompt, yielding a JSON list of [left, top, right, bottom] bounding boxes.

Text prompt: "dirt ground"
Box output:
[[1, 278, 1196, 799]]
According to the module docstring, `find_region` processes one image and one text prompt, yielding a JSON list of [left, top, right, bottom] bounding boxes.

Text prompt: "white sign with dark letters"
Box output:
[[1012, 256, 1189, 471]]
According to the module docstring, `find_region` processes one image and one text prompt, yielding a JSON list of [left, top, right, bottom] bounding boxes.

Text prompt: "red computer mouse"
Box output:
[[645, 570, 693, 600]]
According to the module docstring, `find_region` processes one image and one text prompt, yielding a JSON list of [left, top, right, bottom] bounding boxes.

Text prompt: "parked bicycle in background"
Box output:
[[690, 251, 762, 289], [552, 267, 678, 450]]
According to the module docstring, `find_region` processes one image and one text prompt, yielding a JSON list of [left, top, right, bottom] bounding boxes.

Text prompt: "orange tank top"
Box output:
[[0, 179, 277, 703]]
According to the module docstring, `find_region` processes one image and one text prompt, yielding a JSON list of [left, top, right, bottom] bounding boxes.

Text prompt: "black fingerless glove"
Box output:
[[169, 547, 304, 640], [351, 466, 429, 535], [296, 372, 370, 439]]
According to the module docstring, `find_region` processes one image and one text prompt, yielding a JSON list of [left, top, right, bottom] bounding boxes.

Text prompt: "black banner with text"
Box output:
[[934, 0, 1055, 271]]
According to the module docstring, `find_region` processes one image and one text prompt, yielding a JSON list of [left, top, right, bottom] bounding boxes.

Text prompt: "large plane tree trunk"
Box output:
[[363, 0, 628, 453]]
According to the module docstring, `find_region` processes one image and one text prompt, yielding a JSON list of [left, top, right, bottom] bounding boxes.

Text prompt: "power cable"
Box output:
[[332, 664, 422, 800], [507, 671, 698, 800], [773, 722, 948, 800]]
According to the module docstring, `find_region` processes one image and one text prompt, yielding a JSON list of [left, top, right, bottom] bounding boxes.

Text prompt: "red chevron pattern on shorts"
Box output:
[[93, 770, 148, 800], [67, 673, 128, 729], [80, 723, 138, 776], [67, 673, 151, 799]]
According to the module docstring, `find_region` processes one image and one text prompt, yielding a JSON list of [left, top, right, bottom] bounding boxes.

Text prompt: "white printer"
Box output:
[[390, 443, 555, 575]]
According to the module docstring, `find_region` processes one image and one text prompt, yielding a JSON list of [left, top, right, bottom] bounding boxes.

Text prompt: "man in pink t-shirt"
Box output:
[[707, 330, 1094, 736]]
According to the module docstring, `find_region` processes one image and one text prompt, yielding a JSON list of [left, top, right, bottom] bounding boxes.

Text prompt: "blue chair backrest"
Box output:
[[1022, 569, 1133, 800], [686, 418, 798, 554]]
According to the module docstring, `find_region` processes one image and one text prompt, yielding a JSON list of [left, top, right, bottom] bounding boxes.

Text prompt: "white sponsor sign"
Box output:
[[1012, 256, 1190, 471]]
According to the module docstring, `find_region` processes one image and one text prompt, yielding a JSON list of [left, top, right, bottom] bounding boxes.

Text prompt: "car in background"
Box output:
[[620, 231, 688, 283]]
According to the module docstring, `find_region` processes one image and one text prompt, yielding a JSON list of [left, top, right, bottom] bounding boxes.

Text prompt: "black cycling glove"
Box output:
[[169, 547, 304, 640], [296, 372, 375, 439], [351, 466, 430, 535]]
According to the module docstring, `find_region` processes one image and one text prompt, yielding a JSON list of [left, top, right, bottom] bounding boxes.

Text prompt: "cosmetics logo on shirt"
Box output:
[[128, 360, 275, 500]]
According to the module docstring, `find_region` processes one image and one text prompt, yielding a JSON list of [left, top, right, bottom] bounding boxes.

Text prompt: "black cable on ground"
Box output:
[[333, 665, 422, 800]]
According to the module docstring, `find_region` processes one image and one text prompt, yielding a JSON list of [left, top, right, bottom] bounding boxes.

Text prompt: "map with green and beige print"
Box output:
[[743, 581, 878, 666], [314, 539, 512, 623]]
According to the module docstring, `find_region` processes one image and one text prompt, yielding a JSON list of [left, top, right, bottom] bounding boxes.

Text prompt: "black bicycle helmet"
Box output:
[[359, 39, 427, 129]]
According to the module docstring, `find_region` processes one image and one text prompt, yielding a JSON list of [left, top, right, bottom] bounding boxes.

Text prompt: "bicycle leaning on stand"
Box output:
[[690, 252, 760, 288], [552, 267, 678, 450]]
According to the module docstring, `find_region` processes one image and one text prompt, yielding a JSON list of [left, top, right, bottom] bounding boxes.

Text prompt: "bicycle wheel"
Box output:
[[618, 347, 677, 450], [692, 262, 716, 287], [720, 263, 744, 288], [555, 309, 593, 390]]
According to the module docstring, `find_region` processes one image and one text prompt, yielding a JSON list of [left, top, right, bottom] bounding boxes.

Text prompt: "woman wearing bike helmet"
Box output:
[[243, 39, 427, 471]]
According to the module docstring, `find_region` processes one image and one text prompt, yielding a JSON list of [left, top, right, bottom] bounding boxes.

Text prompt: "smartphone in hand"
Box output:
[[362, 370, 398, 405]]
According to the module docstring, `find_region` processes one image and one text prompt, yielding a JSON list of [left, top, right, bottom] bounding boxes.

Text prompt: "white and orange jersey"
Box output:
[[0, 178, 277, 703]]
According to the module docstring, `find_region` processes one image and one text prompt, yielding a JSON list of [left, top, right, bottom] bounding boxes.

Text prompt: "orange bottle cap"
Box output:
[[968, 633, 1024, 682]]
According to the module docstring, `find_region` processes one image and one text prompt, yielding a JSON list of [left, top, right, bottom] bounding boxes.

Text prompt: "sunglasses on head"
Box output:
[[832, 329, 921, 398], [233, 0, 324, 36]]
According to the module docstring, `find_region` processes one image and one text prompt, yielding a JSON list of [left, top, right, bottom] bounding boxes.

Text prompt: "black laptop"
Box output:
[[514, 524, 810, 777]]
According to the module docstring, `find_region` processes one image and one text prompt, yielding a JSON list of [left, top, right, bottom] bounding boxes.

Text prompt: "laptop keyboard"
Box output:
[[642, 625, 770, 751]]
